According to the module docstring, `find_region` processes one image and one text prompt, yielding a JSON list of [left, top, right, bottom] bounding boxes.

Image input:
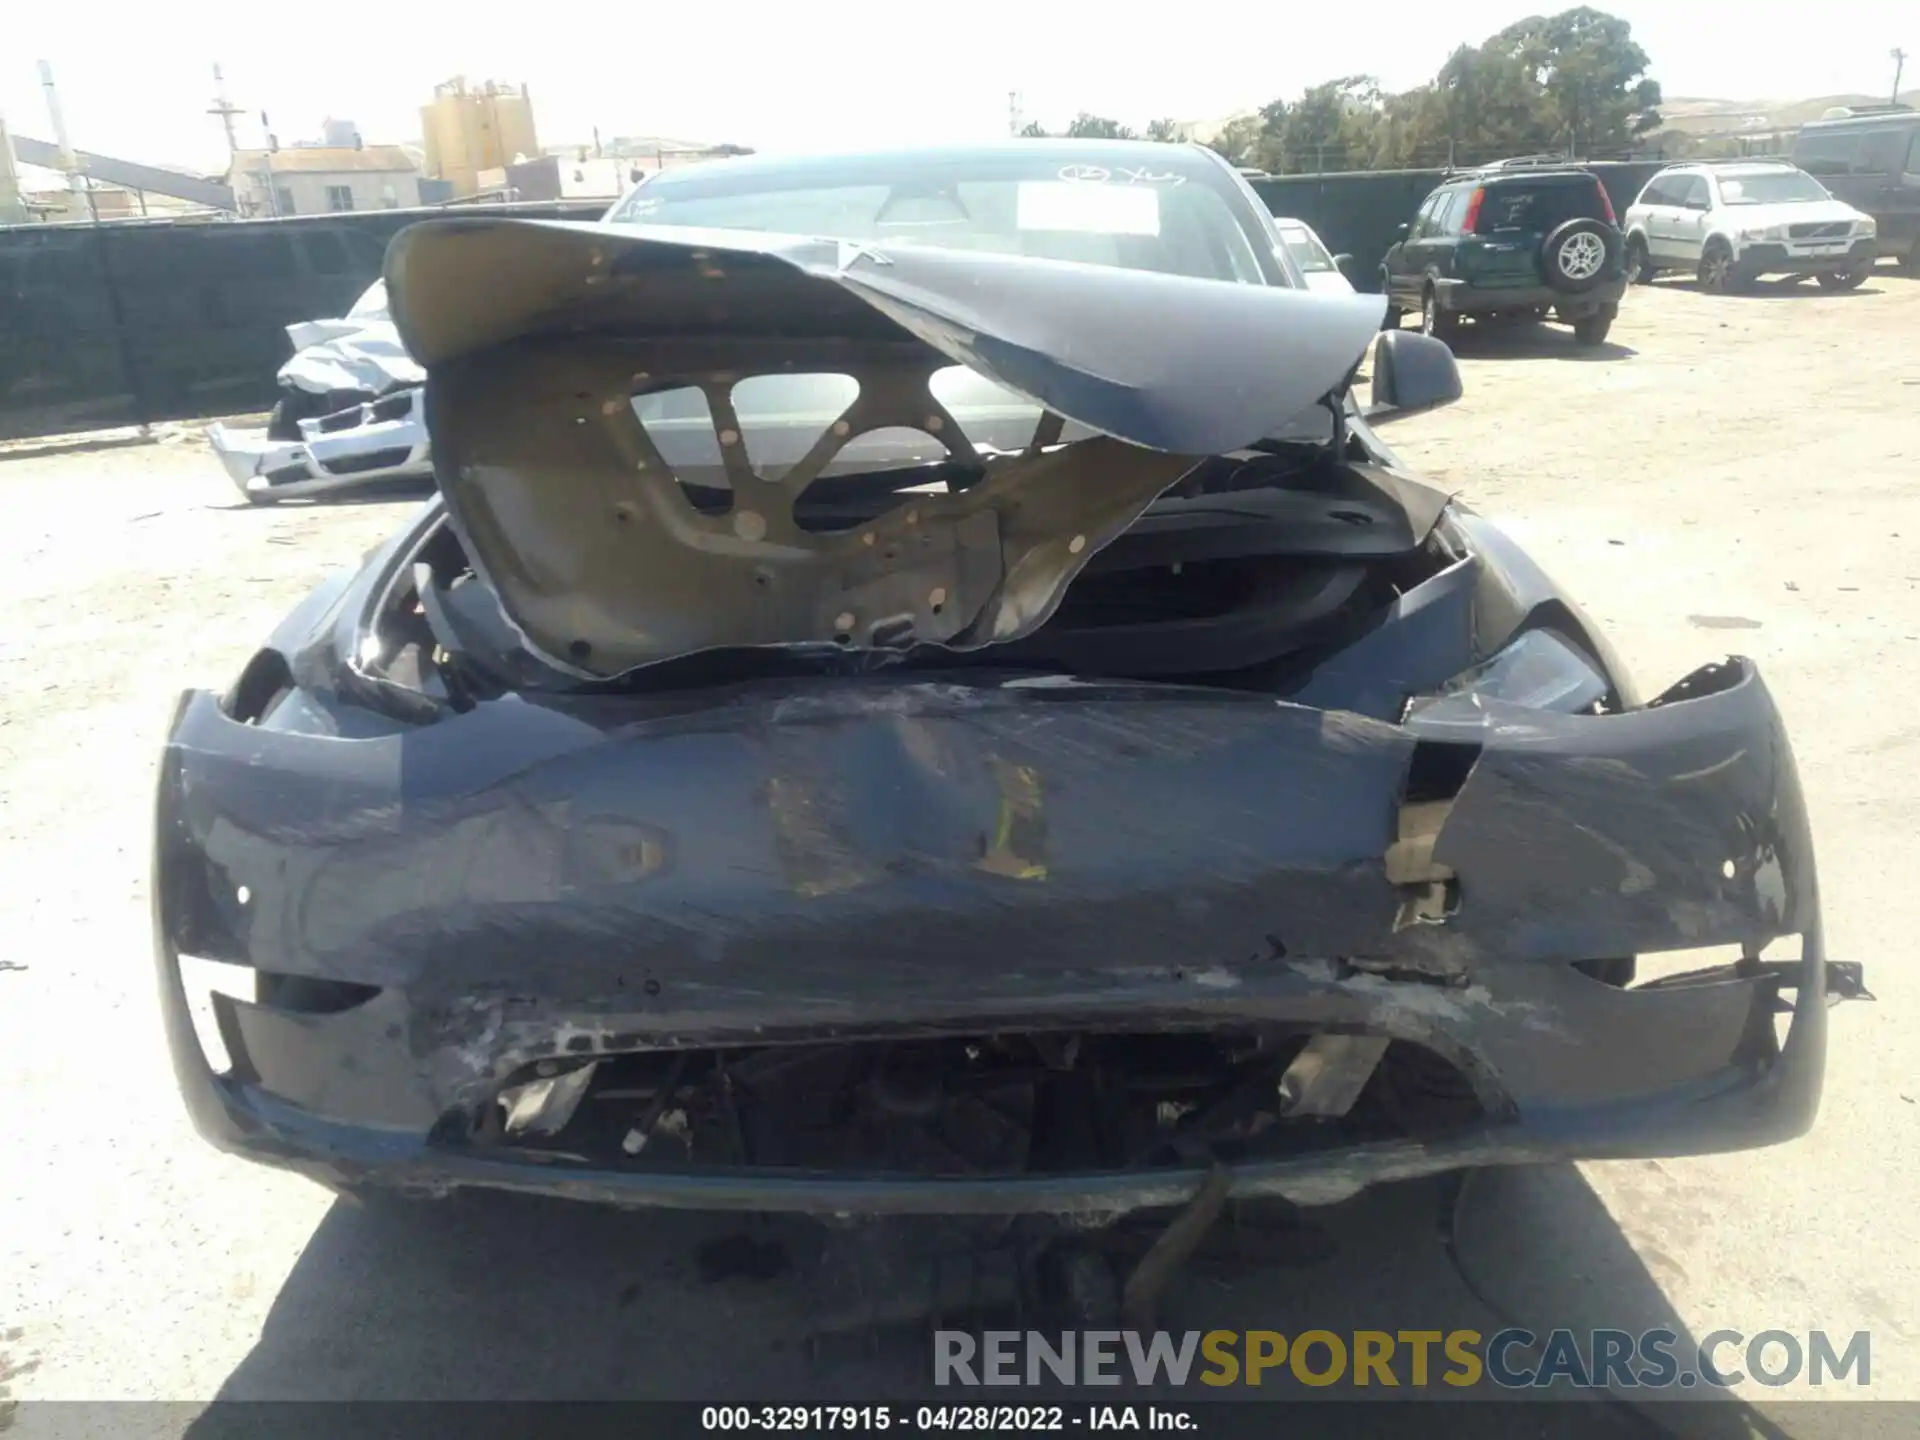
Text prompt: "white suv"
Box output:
[[1622, 161, 1878, 293]]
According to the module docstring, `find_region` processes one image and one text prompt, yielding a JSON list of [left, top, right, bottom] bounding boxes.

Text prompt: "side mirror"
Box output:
[[1394, 223, 1409, 236], [1364, 329, 1463, 423], [1333, 253, 1355, 276]]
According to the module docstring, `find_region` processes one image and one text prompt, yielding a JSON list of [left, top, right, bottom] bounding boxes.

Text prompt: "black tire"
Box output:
[[1379, 271, 1404, 329], [1540, 217, 1619, 295], [1902, 241, 1920, 276], [1625, 236, 1655, 285], [1697, 240, 1747, 294], [1573, 306, 1616, 346], [1817, 263, 1871, 290], [1419, 285, 1460, 344]]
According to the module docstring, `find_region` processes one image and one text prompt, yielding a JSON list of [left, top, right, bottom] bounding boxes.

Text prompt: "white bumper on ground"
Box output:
[[206, 389, 432, 504]]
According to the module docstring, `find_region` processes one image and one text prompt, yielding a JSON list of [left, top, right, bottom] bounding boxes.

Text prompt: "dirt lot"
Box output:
[[2, 272, 1916, 1431]]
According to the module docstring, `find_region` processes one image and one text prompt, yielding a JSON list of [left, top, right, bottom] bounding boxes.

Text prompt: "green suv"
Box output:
[[1381, 158, 1629, 346]]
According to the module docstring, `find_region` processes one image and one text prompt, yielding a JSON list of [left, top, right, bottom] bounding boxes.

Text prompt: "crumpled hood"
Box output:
[[384, 217, 1386, 677], [279, 280, 426, 397]]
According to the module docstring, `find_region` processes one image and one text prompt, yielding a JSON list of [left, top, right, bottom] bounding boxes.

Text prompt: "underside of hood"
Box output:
[[384, 217, 1386, 678]]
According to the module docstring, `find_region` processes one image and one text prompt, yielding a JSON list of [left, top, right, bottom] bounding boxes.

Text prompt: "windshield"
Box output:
[[607, 152, 1338, 484], [1717, 170, 1831, 205], [607, 152, 1277, 286], [1278, 224, 1336, 272]]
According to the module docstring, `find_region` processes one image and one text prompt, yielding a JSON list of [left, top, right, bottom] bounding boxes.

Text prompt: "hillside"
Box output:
[[1658, 90, 1919, 138]]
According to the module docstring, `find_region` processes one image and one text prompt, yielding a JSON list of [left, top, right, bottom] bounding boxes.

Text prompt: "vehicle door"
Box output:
[[1894, 127, 1920, 261], [1639, 177, 1681, 259], [1385, 190, 1445, 305], [1854, 124, 1915, 256], [1671, 175, 1713, 261]]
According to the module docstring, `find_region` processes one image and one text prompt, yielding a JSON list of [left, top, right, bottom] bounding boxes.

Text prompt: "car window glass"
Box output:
[[1440, 189, 1472, 234], [1908, 132, 1920, 177], [1796, 131, 1856, 177], [1682, 177, 1710, 209], [1278, 226, 1336, 272], [612, 166, 1282, 285], [1853, 130, 1898, 176], [1410, 192, 1441, 238]]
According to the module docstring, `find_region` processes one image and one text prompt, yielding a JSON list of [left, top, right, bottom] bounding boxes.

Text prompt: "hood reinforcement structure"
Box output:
[[384, 219, 1386, 677]]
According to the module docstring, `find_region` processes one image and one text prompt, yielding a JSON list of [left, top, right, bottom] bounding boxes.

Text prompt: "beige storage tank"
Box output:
[[420, 77, 539, 198]]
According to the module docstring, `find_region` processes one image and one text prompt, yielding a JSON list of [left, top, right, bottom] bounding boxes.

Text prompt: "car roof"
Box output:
[[1661, 159, 1795, 173], [1450, 155, 1598, 181], [1800, 108, 1918, 130], [635, 139, 1232, 190]]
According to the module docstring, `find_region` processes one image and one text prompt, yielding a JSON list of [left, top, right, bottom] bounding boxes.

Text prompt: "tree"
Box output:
[[1145, 117, 1181, 143], [1207, 115, 1266, 168], [1018, 121, 1050, 138], [1430, 42, 1557, 163], [1489, 8, 1663, 153], [1052, 8, 1664, 171], [1064, 112, 1137, 140], [1270, 76, 1385, 172]]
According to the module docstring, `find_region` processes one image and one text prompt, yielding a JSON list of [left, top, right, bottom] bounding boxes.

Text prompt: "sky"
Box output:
[[3, 2, 1913, 177]]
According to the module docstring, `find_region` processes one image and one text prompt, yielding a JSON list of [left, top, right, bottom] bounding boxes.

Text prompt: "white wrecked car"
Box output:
[[207, 280, 432, 504]]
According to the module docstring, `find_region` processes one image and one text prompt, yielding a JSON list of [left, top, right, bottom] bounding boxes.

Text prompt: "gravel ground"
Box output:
[[1, 271, 1915, 1433]]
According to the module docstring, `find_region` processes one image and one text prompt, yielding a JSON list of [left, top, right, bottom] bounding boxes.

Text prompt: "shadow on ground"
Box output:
[[204, 478, 437, 513], [1649, 277, 1887, 300], [1441, 322, 1638, 362], [186, 1164, 1809, 1438]]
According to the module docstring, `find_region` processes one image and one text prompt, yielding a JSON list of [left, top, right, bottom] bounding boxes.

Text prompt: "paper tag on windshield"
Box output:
[[1016, 181, 1161, 236]]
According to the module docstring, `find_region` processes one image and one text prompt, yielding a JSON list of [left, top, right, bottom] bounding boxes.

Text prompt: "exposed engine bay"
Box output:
[[482, 1029, 1483, 1177]]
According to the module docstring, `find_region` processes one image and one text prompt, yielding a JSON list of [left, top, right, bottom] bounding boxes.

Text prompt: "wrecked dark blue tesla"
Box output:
[[153, 142, 1858, 1223]]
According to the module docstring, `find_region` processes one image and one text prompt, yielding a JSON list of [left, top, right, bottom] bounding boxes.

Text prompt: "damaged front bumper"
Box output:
[[154, 657, 1848, 1216], [206, 388, 433, 504]]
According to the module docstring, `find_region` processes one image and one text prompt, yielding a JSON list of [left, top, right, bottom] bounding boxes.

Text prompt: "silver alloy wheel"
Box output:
[[1702, 250, 1731, 289], [1557, 230, 1606, 281]]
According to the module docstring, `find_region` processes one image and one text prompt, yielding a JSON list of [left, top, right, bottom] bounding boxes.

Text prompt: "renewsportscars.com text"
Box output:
[[934, 1328, 1872, 1390]]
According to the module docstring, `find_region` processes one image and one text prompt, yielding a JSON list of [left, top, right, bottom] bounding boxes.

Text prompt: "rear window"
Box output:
[[1473, 179, 1608, 234]]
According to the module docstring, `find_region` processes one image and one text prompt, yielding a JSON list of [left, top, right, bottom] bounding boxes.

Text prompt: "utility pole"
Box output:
[[261, 111, 279, 217], [208, 64, 244, 157], [1009, 91, 1022, 137], [1894, 49, 1909, 106], [37, 61, 91, 221]]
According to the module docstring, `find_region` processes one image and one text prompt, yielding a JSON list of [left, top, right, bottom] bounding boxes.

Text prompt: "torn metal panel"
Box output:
[[429, 338, 1200, 676], [162, 659, 1812, 1012], [499, 1061, 598, 1136], [1406, 660, 1818, 959], [1277, 1035, 1392, 1118], [384, 219, 1386, 453], [386, 218, 1385, 674]]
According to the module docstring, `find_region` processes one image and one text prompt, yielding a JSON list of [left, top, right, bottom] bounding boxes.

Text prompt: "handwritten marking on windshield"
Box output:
[[1056, 163, 1187, 186]]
